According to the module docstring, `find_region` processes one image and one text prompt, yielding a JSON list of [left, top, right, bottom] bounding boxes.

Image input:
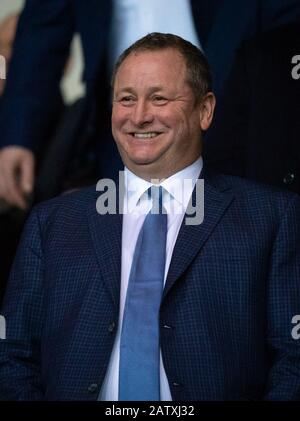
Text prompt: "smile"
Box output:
[[130, 132, 162, 139]]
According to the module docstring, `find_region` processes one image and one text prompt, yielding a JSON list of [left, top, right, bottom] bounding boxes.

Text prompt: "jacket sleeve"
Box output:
[[0, 207, 45, 400], [0, 0, 74, 153], [264, 194, 300, 400]]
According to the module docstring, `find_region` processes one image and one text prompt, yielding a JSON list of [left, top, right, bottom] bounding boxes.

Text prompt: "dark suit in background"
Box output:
[[204, 22, 300, 194]]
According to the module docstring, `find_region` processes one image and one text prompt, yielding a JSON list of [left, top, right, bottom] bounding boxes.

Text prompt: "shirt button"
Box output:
[[283, 172, 295, 185], [108, 321, 116, 332], [87, 383, 98, 393]]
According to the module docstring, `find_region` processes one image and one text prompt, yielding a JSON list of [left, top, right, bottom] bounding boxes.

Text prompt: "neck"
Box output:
[[127, 156, 202, 183]]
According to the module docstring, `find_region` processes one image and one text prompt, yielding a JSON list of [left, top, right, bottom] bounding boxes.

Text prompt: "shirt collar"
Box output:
[[123, 156, 203, 213]]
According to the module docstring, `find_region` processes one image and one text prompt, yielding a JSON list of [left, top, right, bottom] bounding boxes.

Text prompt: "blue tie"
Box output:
[[119, 186, 167, 401]]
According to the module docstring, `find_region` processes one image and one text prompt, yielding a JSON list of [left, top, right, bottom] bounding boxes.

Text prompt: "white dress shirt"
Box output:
[[109, 0, 202, 70], [99, 156, 203, 400]]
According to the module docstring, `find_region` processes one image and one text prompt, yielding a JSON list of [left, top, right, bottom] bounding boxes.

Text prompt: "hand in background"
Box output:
[[0, 146, 34, 210]]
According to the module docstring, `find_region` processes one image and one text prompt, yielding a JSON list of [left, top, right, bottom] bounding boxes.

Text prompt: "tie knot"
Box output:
[[148, 186, 164, 214]]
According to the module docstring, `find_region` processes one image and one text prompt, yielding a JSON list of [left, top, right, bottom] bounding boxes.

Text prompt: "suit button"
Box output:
[[172, 382, 181, 387], [163, 324, 173, 330], [283, 172, 295, 185], [108, 321, 116, 332], [87, 383, 98, 393]]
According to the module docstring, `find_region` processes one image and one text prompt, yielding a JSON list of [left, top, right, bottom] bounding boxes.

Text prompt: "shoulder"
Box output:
[[31, 185, 98, 230], [208, 172, 300, 216]]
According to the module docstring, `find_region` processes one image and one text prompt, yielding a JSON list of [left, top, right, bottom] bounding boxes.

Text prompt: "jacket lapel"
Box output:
[[163, 173, 235, 299], [86, 173, 235, 306], [87, 190, 122, 311]]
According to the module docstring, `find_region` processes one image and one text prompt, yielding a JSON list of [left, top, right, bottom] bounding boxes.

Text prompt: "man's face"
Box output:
[[112, 48, 215, 180]]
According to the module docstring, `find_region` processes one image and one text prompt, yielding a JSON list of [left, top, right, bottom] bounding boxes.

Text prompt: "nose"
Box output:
[[131, 99, 154, 127]]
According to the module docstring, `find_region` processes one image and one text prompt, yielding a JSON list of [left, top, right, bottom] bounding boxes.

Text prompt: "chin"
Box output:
[[126, 153, 159, 166]]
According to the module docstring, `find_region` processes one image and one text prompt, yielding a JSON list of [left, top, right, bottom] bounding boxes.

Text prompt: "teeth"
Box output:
[[133, 132, 159, 139]]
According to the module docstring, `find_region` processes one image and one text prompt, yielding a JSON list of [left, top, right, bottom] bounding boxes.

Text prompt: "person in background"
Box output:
[[0, 12, 21, 210], [204, 22, 300, 195], [0, 12, 23, 304], [0, 9, 63, 303]]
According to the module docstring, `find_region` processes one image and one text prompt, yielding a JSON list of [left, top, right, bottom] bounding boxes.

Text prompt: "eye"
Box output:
[[152, 96, 168, 105], [119, 96, 136, 106]]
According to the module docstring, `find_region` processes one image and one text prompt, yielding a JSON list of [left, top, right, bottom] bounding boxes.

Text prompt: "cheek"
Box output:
[[161, 105, 191, 127], [112, 107, 129, 129], [157, 109, 181, 130]]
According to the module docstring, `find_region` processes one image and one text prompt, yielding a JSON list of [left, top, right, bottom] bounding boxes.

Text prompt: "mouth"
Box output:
[[128, 131, 163, 139]]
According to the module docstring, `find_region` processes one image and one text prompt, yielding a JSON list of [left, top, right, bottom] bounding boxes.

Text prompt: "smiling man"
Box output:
[[111, 46, 214, 181], [0, 33, 300, 401]]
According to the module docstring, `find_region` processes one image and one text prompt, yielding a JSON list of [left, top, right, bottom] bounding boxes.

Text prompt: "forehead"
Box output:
[[114, 48, 188, 91]]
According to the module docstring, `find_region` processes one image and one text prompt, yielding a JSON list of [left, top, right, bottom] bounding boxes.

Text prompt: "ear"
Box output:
[[199, 92, 216, 131]]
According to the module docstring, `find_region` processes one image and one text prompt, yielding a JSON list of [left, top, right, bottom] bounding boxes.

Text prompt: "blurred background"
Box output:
[[0, 0, 299, 303], [0, 0, 85, 104]]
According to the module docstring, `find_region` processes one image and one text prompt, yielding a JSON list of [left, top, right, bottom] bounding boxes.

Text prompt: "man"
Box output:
[[0, 0, 299, 210], [0, 33, 300, 401], [204, 22, 300, 194]]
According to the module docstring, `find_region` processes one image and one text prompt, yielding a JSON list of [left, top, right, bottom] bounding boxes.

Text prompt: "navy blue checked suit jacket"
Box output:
[[1, 172, 300, 400]]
